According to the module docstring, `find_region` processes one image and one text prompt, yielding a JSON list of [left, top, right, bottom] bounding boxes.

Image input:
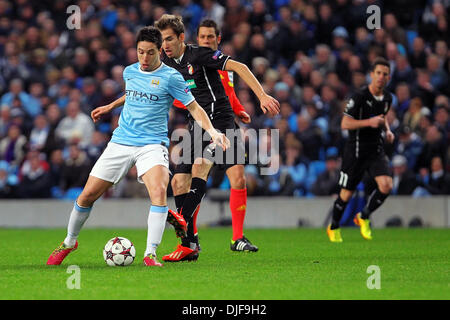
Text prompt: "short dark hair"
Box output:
[[136, 26, 162, 49], [197, 19, 220, 36], [154, 14, 185, 37], [371, 57, 390, 72]]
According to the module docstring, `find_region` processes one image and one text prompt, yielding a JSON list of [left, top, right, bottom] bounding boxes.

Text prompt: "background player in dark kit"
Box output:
[[327, 57, 395, 242]]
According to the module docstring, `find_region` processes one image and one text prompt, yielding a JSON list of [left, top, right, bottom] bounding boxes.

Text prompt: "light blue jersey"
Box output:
[[111, 62, 195, 147]]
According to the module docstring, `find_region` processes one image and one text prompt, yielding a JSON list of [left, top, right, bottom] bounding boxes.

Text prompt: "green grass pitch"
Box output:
[[0, 227, 449, 300]]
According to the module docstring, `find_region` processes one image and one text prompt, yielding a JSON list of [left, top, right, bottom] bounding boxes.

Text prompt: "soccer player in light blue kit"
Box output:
[[47, 26, 229, 267]]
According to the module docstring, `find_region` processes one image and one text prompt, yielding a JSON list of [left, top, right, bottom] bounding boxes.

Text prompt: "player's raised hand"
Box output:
[[91, 105, 111, 123], [210, 130, 231, 151], [238, 111, 251, 124], [368, 115, 385, 128], [259, 93, 280, 117]]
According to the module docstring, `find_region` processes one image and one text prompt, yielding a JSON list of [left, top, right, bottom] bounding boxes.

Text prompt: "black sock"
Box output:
[[174, 193, 187, 214], [180, 178, 206, 247], [361, 189, 389, 219], [330, 196, 348, 230]]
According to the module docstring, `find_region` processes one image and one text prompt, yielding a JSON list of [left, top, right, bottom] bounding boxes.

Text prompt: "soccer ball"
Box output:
[[103, 236, 136, 266]]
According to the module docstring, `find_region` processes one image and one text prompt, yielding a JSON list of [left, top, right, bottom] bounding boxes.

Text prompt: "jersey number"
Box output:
[[339, 172, 349, 188]]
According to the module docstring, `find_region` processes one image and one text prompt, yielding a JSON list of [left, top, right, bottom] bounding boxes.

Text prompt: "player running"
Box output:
[[171, 19, 257, 254], [46, 26, 229, 267], [327, 57, 394, 242], [154, 14, 280, 262]]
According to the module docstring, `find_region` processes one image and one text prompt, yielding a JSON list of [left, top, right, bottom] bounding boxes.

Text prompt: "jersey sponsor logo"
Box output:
[[125, 89, 159, 102], [187, 63, 194, 75], [186, 79, 197, 89]]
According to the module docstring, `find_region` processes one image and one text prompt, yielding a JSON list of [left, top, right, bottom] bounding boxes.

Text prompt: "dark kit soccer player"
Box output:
[[327, 57, 395, 242]]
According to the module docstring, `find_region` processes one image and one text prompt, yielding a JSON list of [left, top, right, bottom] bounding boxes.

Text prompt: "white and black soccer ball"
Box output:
[[103, 236, 136, 266]]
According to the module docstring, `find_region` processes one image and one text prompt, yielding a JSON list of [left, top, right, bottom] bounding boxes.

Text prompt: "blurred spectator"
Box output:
[[17, 150, 51, 198], [311, 147, 341, 196], [201, 0, 225, 29], [409, 36, 427, 69], [283, 136, 308, 195], [395, 125, 423, 170], [86, 130, 107, 162], [416, 124, 447, 170], [174, 0, 203, 40], [0, 78, 41, 117], [394, 82, 411, 119], [48, 148, 64, 190], [55, 100, 94, 148], [59, 143, 92, 192], [0, 160, 18, 198], [0, 124, 27, 168], [403, 96, 425, 133], [391, 154, 420, 195], [417, 156, 450, 195], [295, 115, 323, 161]]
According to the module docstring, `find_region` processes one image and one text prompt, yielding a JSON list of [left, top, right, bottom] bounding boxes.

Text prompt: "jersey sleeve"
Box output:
[[168, 71, 195, 107], [219, 70, 245, 114], [192, 46, 230, 71], [343, 93, 362, 119]]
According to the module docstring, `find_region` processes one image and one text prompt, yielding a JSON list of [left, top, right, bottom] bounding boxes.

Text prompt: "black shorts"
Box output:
[[338, 145, 391, 191], [173, 109, 246, 175]]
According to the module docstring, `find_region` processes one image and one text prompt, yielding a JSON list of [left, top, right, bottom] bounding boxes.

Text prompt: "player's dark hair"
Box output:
[[371, 57, 390, 72], [136, 26, 162, 49], [197, 19, 220, 36], [154, 14, 185, 37]]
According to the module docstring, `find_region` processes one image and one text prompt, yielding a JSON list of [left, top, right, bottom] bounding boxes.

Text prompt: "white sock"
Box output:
[[145, 205, 168, 257], [64, 201, 92, 247]]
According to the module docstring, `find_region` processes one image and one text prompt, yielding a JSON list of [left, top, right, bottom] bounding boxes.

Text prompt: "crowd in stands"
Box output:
[[0, 0, 449, 200]]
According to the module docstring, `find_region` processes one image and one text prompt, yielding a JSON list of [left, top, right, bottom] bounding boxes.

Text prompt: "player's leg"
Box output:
[[354, 155, 392, 240], [327, 188, 353, 242], [140, 164, 170, 267], [47, 176, 113, 265], [169, 172, 192, 238], [226, 164, 258, 252], [181, 159, 213, 247]]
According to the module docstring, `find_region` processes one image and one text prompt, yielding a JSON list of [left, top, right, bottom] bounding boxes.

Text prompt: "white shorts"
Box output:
[[90, 142, 169, 184]]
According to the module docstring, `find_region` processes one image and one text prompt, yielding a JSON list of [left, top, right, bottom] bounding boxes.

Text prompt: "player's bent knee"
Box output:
[[230, 175, 246, 189], [171, 175, 191, 195]]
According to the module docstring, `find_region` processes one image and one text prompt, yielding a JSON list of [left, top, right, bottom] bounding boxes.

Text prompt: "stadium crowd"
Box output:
[[0, 0, 449, 199]]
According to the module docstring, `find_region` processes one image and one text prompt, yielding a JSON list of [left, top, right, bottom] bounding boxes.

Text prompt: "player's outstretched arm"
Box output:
[[224, 59, 280, 117], [186, 100, 230, 151], [91, 94, 126, 123]]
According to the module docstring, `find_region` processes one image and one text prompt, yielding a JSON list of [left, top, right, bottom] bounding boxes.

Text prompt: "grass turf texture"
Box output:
[[0, 227, 449, 300]]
